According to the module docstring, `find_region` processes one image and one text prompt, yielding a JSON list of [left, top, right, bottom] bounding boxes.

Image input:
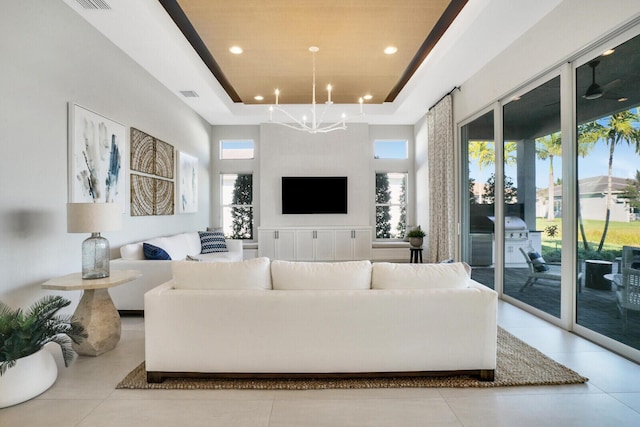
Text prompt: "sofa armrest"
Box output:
[[109, 259, 172, 311]]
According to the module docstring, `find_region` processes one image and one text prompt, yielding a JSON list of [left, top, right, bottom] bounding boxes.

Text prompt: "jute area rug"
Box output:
[[117, 328, 587, 390]]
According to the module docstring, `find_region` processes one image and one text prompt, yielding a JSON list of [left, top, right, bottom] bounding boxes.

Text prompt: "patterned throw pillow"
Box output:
[[528, 251, 549, 272], [143, 243, 171, 260], [199, 231, 228, 254]]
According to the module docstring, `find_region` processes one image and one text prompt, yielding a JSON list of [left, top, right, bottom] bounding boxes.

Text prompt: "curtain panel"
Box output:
[[427, 94, 455, 262]]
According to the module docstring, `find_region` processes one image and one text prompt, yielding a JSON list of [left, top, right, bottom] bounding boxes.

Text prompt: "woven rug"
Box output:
[[117, 328, 587, 390]]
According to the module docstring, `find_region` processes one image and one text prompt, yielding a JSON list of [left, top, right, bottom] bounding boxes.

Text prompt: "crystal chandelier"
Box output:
[[269, 46, 352, 134]]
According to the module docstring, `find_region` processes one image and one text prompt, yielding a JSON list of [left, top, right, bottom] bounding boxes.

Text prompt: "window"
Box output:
[[375, 172, 407, 239], [374, 140, 407, 159], [220, 140, 254, 159], [221, 173, 253, 239]]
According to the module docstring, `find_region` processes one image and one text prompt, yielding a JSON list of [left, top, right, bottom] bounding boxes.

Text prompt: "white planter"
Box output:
[[0, 347, 58, 408]]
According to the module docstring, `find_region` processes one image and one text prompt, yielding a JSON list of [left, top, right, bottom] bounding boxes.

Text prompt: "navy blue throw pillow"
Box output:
[[528, 251, 549, 272], [143, 243, 171, 260]]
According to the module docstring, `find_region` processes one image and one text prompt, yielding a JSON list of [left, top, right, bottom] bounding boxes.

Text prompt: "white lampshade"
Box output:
[[67, 203, 122, 233]]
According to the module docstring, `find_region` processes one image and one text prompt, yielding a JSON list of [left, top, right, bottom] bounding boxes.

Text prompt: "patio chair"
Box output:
[[519, 247, 562, 291], [616, 267, 640, 333]]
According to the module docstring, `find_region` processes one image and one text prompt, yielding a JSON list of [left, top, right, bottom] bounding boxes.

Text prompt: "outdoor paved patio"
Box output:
[[471, 266, 640, 350]]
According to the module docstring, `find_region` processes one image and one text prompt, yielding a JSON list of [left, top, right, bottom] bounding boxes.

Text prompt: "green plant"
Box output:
[[406, 228, 426, 238], [545, 224, 559, 239], [0, 295, 86, 375]]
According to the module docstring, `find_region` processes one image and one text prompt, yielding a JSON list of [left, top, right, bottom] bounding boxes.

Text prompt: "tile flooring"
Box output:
[[2, 301, 640, 426]]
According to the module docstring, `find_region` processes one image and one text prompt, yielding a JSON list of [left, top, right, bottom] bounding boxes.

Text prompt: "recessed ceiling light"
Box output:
[[602, 48, 615, 56], [384, 46, 398, 55], [254, 95, 264, 101], [363, 94, 373, 101], [229, 46, 243, 54], [618, 97, 628, 102]]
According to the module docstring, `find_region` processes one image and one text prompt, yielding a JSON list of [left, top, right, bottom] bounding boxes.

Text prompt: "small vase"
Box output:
[[0, 347, 58, 408]]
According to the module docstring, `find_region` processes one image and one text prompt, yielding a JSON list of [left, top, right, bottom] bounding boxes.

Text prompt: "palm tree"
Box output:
[[578, 110, 640, 251], [536, 132, 562, 220], [577, 122, 601, 251], [468, 141, 517, 203], [597, 110, 640, 250]]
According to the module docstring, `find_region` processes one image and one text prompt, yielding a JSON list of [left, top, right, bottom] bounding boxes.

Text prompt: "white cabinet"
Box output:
[[259, 227, 371, 261], [258, 229, 296, 260], [295, 230, 335, 261], [334, 229, 372, 261]]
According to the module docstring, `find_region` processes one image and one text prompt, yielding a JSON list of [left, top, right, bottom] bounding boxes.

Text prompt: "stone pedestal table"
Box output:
[[42, 270, 141, 356]]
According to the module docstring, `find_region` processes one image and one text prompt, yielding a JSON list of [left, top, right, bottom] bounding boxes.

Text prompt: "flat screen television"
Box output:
[[282, 176, 347, 214]]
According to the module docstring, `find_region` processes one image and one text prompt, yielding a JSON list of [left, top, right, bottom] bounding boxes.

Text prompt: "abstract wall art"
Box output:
[[68, 103, 125, 204], [178, 151, 198, 213]]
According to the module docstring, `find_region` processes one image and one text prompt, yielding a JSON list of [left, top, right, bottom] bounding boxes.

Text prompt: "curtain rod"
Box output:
[[428, 86, 460, 111]]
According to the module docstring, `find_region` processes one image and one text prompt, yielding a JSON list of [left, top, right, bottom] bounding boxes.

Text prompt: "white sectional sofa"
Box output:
[[109, 232, 243, 311], [145, 259, 498, 382]]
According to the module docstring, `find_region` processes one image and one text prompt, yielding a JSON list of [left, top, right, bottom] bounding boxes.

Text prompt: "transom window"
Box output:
[[220, 140, 254, 160], [374, 140, 408, 159]]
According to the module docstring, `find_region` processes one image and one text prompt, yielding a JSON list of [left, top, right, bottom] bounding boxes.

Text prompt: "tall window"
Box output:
[[374, 140, 408, 159], [375, 172, 407, 239], [221, 173, 253, 239]]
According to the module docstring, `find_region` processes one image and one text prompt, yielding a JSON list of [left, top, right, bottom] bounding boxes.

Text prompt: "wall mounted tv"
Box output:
[[282, 176, 348, 214]]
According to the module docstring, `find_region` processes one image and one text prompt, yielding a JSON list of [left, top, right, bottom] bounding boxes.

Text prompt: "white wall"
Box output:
[[259, 123, 371, 227], [454, 0, 640, 123], [0, 0, 211, 310]]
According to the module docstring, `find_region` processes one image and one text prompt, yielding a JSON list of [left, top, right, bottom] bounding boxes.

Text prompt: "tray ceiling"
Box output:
[[165, 0, 466, 104]]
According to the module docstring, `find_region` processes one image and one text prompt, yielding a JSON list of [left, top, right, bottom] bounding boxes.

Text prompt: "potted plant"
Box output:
[[0, 295, 86, 408], [407, 227, 426, 248]]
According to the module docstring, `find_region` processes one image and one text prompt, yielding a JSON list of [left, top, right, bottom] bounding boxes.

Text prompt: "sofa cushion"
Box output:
[[161, 234, 191, 260], [372, 262, 470, 289], [199, 231, 228, 254], [271, 260, 372, 290], [143, 243, 171, 260], [184, 232, 202, 255], [172, 257, 271, 290]]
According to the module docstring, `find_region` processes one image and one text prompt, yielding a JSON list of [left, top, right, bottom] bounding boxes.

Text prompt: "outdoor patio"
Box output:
[[472, 266, 640, 350]]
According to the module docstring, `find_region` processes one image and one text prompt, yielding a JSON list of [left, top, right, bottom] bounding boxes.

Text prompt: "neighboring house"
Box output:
[[536, 176, 635, 222]]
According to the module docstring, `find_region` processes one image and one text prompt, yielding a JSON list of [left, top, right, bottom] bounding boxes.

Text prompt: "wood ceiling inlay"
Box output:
[[166, 0, 465, 104]]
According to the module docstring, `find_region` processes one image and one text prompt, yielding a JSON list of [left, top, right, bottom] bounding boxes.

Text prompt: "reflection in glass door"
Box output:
[[502, 77, 562, 318], [461, 111, 495, 289], [576, 33, 640, 350]]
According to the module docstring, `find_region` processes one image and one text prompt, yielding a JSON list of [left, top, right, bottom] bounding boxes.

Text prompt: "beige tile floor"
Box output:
[[3, 301, 640, 426]]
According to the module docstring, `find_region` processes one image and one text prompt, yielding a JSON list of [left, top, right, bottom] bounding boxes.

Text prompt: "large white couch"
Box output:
[[145, 258, 498, 382], [109, 232, 243, 311]]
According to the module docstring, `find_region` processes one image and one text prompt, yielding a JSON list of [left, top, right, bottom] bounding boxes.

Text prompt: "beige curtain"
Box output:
[[427, 94, 454, 262]]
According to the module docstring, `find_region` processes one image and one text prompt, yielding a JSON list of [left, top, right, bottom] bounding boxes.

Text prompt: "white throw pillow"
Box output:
[[171, 257, 272, 290], [372, 262, 470, 289], [162, 234, 190, 260], [271, 260, 372, 290]]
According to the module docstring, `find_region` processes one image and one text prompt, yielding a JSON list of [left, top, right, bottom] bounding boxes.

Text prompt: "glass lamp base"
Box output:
[[82, 233, 110, 279]]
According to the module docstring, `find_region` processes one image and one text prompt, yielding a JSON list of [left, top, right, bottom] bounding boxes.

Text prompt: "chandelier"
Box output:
[[269, 46, 357, 134]]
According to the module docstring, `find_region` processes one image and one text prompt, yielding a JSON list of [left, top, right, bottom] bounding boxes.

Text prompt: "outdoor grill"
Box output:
[[489, 216, 529, 240]]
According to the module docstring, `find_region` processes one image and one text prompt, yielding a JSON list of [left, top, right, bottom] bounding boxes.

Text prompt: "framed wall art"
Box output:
[[178, 151, 198, 213], [68, 103, 126, 204]]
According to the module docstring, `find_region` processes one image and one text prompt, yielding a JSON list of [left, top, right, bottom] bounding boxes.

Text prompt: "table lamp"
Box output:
[[67, 203, 122, 279]]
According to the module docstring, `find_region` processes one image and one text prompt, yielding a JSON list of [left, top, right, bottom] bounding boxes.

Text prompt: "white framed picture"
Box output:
[[178, 151, 198, 213], [68, 103, 126, 205]]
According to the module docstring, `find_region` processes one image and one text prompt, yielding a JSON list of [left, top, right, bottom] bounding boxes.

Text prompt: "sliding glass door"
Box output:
[[502, 76, 562, 318], [575, 33, 640, 350], [461, 111, 496, 289]]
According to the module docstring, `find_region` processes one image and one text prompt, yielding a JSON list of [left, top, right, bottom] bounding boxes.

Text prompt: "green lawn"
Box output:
[[536, 218, 640, 259]]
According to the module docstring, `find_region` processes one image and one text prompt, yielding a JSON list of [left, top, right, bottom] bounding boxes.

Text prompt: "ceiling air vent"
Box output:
[[75, 0, 112, 10], [180, 91, 200, 98]]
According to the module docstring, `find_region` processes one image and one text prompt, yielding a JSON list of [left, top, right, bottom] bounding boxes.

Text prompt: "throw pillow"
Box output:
[[143, 243, 171, 260], [528, 251, 549, 272], [198, 231, 228, 254]]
